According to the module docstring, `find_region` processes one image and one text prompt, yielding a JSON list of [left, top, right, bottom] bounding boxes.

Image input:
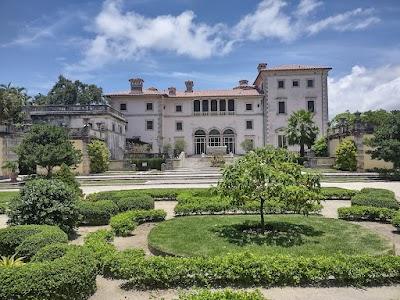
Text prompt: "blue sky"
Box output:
[[1, 0, 400, 116]]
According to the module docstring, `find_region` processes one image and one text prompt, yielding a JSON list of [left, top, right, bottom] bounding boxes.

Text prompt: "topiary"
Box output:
[[335, 139, 357, 171], [77, 200, 119, 225], [87, 140, 110, 173], [113, 194, 154, 212], [31, 243, 77, 263], [7, 179, 80, 234]]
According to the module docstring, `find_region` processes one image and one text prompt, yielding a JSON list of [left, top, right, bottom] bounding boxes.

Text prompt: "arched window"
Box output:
[[208, 129, 221, 147], [194, 129, 206, 155], [223, 129, 235, 154]]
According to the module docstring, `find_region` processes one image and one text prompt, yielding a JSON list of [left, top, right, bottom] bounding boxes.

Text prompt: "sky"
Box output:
[[0, 0, 400, 117]]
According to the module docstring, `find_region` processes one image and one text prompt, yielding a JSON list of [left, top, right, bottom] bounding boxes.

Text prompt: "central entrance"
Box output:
[[194, 129, 206, 155]]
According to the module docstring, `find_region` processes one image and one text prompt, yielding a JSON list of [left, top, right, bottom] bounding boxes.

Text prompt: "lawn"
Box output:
[[148, 215, 393, 257], [0, 191, 18, 213]]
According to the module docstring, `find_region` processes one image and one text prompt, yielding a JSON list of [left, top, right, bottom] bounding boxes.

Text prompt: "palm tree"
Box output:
[[286, 110, 319, 157]]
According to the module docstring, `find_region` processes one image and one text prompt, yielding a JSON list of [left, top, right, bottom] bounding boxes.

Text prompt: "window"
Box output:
[[307, 79, 314, 88], [292, 80, 299, 87], [211, 100, 218, 112], [278, 80, 285, 89], [307, 100, 315, 113], [228, 99, 235, 112], [246, 103, 253, 111], [176, 105, 182, 112], [278, 135, 287, 148], [112, 123, 115, 132], [120, 103, 127, 111], [176, 122, 183, 131], [278, 101, 286, 114], [119, 125, 123, 134], [202, 100, 209, 112], [208, 129, 221, 147], [246, 120, 253, 130], [146, 120, 153, 130], [219, 99, 226, 111], [194, 100, 200, 112], [146, 103, 153, 111]]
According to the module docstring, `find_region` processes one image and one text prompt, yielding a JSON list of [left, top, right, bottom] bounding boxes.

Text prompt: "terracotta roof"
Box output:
[[265, 64, 332, 71], [105, 88, 261, 97]]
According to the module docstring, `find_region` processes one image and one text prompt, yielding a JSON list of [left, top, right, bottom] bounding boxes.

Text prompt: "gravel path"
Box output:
[[113, 223, 156, 254], [0, 214, 8, 229]]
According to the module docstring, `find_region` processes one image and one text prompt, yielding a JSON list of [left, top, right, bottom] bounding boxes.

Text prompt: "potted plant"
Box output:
[[2, 160, 19, 183]]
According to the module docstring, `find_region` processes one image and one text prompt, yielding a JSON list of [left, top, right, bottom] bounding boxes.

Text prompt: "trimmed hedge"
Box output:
[[78, 200, 119, 225], [351, 190, 399, 210], [338, 206, 396, 222], [0, 247, 97, 300], [0, 225, 68, 259], [320, 187, 358, 200], [110, 209, 167, 236], [392, 211, 400, 230], [131, 158, 165, 170], [32, 243, 78, 263], [179, 289, 266, 300], [114, 194, 154, 212]]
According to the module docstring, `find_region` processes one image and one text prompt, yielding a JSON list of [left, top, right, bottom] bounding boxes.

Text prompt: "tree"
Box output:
[[217, 147, 321, 231], [311, 137, 328, 157], [87, 140, 110, 173], [330, 110, 356, 128], [366, 111, 400, 169], [335, 139, 357, 171], [174, 139, 186, 156], [32, 75, 105, 106], [1, 161, 18, 182], [17, 124, 81, 177], [0, 83, 29, 124], [287, 110, 319, 157], [240, 139, 254, 153]]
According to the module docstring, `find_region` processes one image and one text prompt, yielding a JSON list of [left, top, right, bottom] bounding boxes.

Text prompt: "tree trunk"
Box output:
[[300, 143, 305, 157], [260, 198, 265, 232]]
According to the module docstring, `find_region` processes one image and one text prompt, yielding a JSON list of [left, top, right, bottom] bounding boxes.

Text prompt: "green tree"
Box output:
[[311, 136, 328, 157], [330, 110, 356, 128], [240, 139, 254, 153], [217, 147, 321, 231], [174, 139, 186, 156], [17, 124, 81, 177], [366, 111, 400, 169], [87, 140, 110, 173], [54, 164, 82, 196], [361, 109, 390, 127], [32, 75, 105, 105], [287, 110, 319, 157], [0, 83, 29, 124], [335, 139, 357, 171]]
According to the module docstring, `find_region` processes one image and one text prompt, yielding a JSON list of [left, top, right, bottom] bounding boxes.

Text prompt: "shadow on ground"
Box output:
[[211, 221, 324, 247]]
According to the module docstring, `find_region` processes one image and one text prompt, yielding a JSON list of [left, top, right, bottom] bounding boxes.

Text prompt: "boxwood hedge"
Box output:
[[320, 187, 357, 200], [179, 289, 266, 300], [31, 243, 78, 263], [78, 200, 119, 225], [392, 211, 400, 230], [351, 188, 399, 210], [338, 206, 396, 222]]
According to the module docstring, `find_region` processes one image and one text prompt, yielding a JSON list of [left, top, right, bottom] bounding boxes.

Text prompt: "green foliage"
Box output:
[[110, 209, 166, 236], [87, 140, 110, 173], [0, 83, 29, 124], [392, 211, 400, 230], [0, 191, 18, 214], [286, 110, 319, 157], [0, 225, 67, 259], [179, 289, 266, 300], [338, 206, 396, 222], [7, 179, 80, 233], [83, 229, 116, 264], [1, 160, 18, 173], [174, 139, 187, 156], [17, 124, 82, 176], [217, 147, 321, 230], [311, 136, 328, 157], [0, 247, 97, 300], [240, 139, 255, 153], [54, 163, 82, 196], [320, 187, 358, 200], [366, 110, 400, 169], [0, 254, 25, 268], [131, 158, 166, 170], [330, 110, 356, 128], [31, 243, 77, 263], [32, 75, 105, 105], [351, 188, 399, 209], [77, 200, 119, 225], [335, 139, 357, 171], [114, 194, 154, 212]]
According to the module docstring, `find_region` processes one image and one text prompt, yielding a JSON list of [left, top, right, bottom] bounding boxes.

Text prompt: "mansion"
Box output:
[[106, 63, 331, 156]]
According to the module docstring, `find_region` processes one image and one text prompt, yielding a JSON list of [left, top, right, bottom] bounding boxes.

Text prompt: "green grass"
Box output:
[[149, 215, 393, 257], [0, 191, 18, 213]]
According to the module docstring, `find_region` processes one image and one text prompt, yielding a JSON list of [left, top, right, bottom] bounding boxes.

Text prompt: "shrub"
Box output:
[[174, 139, 186, 156], [351, 188, 399, 209], [78, 200, 119, 225], [110, 209, 166, 236], [131, 158, 165, 170], [0, 247, 97, 300], [180, 289, 266, 300], [31, 243, 77, 263], [338, 206, 396, 222], [87, 140, 110, 173], [335, 139, 357, 171], [7, 179, 80, 233], [114, 194, 154, 212], [0, 225, 67, 259], [53, 163, 82, 196], [84, 229, 117, 266], [392, 211, 400, 230], [241, 139, 255, 153], [321, 187, 358, 200], [311, 137, 328, 157]]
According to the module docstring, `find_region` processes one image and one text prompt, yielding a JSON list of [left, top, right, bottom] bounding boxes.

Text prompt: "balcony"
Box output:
[[193, 111, 235, 116]]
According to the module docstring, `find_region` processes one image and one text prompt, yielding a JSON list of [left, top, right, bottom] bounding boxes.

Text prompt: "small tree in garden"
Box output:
[[1, 160, 18, 182], [218, 147, 321, 231], [174, 139, 186, 156], [54, 163, 82, 196], [87, 140, 110, 173], [8, 179, 79, 234], [240, 139, 254, 153], [17, 124, 81, 177], [311, 136, 329, 157], [287, 110, 319, 157], [335, 139, 357, 171]]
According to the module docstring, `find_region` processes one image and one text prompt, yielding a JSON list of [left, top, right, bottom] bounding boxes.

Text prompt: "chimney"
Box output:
[[257, 63, 267, 72], [129, 78, 144, 92], [185, 80, 194, 93], [168, 87, 176, 96], [239, 79, 249, 87]]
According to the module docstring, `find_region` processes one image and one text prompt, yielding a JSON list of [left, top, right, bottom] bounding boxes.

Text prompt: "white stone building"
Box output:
[[106, 63, 331, 155]]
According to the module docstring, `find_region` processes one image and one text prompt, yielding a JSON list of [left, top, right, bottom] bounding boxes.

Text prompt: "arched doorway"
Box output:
[[208, 129, 221, 147], [223, 129, 235, 154], [194, 129, 206, 155]]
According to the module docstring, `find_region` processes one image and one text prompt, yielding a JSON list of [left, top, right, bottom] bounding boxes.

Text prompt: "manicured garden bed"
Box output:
[[148, 215, 392, 257]]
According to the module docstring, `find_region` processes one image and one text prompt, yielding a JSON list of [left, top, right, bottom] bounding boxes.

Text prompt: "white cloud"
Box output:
[[296, 0, 322, 16], [329, 65, 400, 117]]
